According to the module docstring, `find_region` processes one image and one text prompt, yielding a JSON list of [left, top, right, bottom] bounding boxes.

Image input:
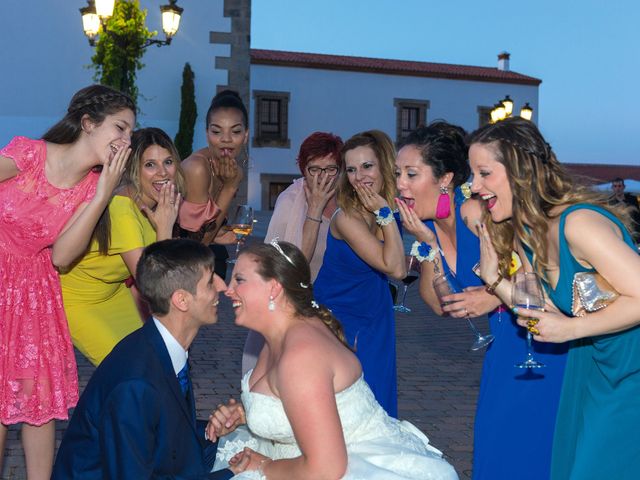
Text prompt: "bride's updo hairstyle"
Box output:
[[241, 241, 351, 349]]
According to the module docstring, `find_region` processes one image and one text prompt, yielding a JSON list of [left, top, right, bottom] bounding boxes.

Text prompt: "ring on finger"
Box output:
[[526, 319, 539, 327], [528, 326, 540, 335]]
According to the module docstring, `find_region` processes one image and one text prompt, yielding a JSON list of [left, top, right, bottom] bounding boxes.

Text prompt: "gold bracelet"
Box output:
[[305, 215, 322, 223], [485, 274, 504, 295]]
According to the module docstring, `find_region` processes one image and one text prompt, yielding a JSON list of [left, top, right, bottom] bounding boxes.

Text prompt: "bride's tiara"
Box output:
[[269, 238, 309, 289]]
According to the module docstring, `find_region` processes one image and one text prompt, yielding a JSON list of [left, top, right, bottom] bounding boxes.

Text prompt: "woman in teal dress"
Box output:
[[469, 117, 640, 480], [396, 122, 567, 480]]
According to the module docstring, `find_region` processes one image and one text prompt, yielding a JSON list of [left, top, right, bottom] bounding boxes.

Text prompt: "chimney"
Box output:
[[497, 51, 510, 71]]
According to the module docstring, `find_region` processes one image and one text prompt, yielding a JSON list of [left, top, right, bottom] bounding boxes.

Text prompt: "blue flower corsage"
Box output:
[[374, 206, 394, 226], [411, 241, 437, 263]]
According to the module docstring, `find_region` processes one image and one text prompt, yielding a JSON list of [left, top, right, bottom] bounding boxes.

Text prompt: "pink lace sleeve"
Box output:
[[178, 198, 222, 232], [0, 136, 45, 172]]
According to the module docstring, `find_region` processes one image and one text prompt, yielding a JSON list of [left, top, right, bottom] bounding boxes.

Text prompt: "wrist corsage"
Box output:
[[374, 206, 394, 226], [411, 241, 437, 263]]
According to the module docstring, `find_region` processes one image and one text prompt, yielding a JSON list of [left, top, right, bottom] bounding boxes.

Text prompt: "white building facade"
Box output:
[[248, 49, 541, 210], [0, 0, 250, 168]]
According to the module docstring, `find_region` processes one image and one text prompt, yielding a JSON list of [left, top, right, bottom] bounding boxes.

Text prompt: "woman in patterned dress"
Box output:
[[0, 85, 135, 478]]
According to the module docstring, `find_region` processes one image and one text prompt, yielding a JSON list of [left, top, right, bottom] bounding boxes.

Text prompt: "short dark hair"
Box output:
[[612, 177, 625, 185], [137, 239, 216, 315]]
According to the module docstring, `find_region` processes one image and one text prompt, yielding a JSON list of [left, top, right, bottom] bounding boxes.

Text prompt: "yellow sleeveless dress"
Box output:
[[61, 195, 155, 366]]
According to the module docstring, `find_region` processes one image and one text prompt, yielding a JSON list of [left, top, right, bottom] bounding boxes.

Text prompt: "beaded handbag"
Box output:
[[571, 271, 619, 317]]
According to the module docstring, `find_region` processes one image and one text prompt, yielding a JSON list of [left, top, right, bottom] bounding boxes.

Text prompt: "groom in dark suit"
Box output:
[[53, 239, 245, 479]]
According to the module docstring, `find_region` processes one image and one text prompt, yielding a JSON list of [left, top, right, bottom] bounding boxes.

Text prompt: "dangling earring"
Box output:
[[268, 295, 275, 311], [436, 185, 451, 219]]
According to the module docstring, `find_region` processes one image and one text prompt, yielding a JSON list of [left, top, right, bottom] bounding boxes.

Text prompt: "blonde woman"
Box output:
[[61, 128, 183, 366], [313, 130, 406, 417], [470, 117, 640, 480]]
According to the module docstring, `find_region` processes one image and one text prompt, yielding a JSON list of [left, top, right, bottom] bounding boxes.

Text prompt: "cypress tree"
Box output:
[[175, 63, 197, 159]]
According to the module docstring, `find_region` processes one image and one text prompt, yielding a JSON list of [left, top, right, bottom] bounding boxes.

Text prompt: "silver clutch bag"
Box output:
[[571, 271, 619, 317]]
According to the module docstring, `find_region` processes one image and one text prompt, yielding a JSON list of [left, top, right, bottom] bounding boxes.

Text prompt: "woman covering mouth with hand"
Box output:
[[313, 130, 406, 417], [395, 121, 567, 480], [61, 127, 184, 366]]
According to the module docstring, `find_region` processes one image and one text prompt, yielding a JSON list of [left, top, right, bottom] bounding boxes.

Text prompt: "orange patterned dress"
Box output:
[[0, 136, 98, 425]]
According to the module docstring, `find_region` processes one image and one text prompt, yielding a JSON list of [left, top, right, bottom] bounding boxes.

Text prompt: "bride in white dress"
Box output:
[[209, 240, 458, 480]]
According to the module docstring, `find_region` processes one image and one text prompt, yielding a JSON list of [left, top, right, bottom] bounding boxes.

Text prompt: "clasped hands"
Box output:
[[205, 398, 273, 475]]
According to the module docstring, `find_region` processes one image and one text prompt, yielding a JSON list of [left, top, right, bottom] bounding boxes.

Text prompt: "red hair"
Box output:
[[297, 132, 344, 175]]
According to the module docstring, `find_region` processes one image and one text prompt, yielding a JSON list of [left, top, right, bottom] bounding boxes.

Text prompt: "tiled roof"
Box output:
[[563, 163, 640, 184], [250, 49, 542, 86]]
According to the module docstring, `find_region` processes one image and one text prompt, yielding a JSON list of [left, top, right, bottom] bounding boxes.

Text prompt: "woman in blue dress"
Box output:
[[395, 122, 567, 479], [314, 130, 406, 418], [470, 117, 640, 480]]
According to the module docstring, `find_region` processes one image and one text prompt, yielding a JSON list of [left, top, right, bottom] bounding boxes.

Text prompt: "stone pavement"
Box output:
[[1, 241, 488, 479]]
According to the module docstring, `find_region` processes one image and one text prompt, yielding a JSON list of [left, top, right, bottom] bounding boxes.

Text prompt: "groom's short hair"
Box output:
[[137, 239, 215, 315]]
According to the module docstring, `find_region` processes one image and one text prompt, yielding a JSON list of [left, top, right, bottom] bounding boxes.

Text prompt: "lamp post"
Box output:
[[80, 0, 183, 47], [490, 95, 534, 123]]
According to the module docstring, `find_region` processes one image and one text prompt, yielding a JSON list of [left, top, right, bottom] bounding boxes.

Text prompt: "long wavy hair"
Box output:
[[241, 241, 351, 350], [94, 128, 185, 255], [125, 128, 186, 202], [337, 130, 397, 216], [467, 117, 631, 280]]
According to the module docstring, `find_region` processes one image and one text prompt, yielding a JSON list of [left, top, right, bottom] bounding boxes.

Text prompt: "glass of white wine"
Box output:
[[227, 205, 254, 264], [512, 271, 546, 369]]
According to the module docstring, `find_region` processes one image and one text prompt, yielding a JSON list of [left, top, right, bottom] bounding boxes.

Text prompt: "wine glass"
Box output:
[[394, 256, 421, 313], [226, 205, 254, 264], [512, 272, 546, 369], [433, 271, 495, 351]]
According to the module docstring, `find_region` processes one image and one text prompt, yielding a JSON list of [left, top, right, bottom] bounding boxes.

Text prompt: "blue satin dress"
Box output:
[[427, 194, 568, 480], [314, 218, 398, 417]]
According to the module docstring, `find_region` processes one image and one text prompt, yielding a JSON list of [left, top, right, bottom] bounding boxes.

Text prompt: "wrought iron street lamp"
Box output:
[[490, 95, 534, 123], [80, 0, 183, 47]]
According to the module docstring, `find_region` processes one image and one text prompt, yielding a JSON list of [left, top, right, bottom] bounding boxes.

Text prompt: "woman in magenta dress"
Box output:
[[0, 85, 135, 478]]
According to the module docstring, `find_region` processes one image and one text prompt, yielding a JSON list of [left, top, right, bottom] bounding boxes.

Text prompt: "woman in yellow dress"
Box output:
[[61, 127, 184, 365]]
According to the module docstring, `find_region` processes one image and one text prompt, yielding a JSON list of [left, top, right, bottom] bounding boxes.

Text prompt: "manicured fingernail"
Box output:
[[512, 307, 519, 314]]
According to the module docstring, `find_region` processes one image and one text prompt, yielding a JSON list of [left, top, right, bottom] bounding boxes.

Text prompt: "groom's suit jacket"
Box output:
[[53, 320, 233, 480]]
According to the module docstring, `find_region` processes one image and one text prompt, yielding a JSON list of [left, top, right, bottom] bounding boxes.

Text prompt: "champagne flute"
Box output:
[[512, 272, 546, 369], [433, 271, 495, 351], [226, 205, 254, 264], [394, 256, 421, 313]]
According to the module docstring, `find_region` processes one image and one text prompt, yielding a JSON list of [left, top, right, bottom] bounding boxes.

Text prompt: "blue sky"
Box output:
[[252, 0, 639, 166]]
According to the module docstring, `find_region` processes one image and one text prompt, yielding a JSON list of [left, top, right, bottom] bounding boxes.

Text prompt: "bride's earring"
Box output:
[[268, 295, 275, 311]]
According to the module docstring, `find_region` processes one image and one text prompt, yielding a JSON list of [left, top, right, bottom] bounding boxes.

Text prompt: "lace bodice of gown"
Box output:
[[216, 371, 458, 478], [241, 370, 441, 461]]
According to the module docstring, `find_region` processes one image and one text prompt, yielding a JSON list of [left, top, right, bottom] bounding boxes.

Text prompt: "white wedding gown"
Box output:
[[213, 370, 458, 479]]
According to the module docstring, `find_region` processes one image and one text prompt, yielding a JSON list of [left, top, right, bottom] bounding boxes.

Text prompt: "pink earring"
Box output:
[[436, 185, 451, 219]]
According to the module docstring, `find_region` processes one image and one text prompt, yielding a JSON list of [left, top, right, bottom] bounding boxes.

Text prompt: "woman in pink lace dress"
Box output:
[[0, 85, 135, 479]]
